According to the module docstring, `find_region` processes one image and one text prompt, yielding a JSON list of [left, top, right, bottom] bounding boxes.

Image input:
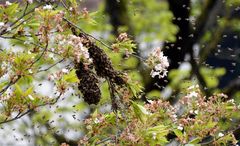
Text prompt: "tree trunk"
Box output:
[[145, 0, 191, 92], [105, 0, 131, 35]]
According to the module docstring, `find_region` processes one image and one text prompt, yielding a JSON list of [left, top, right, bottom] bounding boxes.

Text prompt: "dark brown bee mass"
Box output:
[[75, 33, 126, 105], [79, 33, 125, 86], [88, 45, 125, 85], [76, 62, 101, 104]]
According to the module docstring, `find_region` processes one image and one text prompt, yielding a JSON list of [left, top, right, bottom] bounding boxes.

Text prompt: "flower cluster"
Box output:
[[120, 119, 140, 144], [68, 35, 92, 64], [79, 83, 240, 145], [111, 32, 136, 57], [146, 47, 169, 79], [55, 34, 92, 65], [145, 99, 177, 122], [117, 32, 128, 42], [48, 68, 69, 81]]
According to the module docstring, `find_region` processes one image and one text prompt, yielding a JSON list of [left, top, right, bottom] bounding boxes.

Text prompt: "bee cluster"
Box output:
[[75, 62, 101, 104], [75, 33, 126, 105]]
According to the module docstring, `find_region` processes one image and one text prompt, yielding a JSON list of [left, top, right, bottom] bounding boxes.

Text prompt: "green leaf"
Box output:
[[23, 86, 34, 96], [63, 70, 79, 83], [128, 80, 143, 97], [17, 75, 33, 86], [146, 90, 161, 99], [0, 81, 9, 90], [123, 57, 138, 69], [4, 3, 19, 16], [99, 82, 110, 104], [144, 125, 169, 145], [73, 102, 87, 111], [147, 125, 169, 134], [15, 84, 23, 97], [189, 137, 201, 144], [173, 129, 183, 139], [131, 101, 149, 123], [200, 67, 226, 88], [25, 19, 40, 28]]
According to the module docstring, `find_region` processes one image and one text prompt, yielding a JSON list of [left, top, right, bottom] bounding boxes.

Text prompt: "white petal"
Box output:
[[28, 95, 34, 100]]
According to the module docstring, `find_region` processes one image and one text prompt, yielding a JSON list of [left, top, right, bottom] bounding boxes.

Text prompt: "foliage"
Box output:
[[80, 86, 240, 145], [127, 0, 178, 42], [0, 0, 240, 146]]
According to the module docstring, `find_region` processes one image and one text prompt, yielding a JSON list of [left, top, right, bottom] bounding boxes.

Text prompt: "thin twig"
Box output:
[[0, 110, 32, 125], [0, 77, 21, 96], [10, 15, 33, 31], [28, 42, 49, 69], [0, 39, 48, 96], [63, 17, 112, 49], [0, 93, 63, 124], [23, 2, 29, 15], [0, 3, 44, 36], [130, 53, 145, 61], [37, 58, 65, 73], [0, 35, 43, 48], [60, 0, 68, 10], [95, 137, 113, 145], [10, 3, 44, 28]]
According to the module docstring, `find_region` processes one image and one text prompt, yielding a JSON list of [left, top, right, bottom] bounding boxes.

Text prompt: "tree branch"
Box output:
[[0, 93, 63, 125], [62, 17, 112, 49], [192, 0, 218, 42]]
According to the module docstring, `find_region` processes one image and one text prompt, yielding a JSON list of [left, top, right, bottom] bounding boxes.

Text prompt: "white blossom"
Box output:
[[28, 95, 34, 100], [0, 22, 5, 28], [238, 104, 240, 109], [1, 61, 8, 68], [48, 74, 55, 81], [94, 118, 100, 124], [152, 132, 157, 140], [227, 99, 235, 104], [147, 47, 169, 79], [24, 40, 31, 45], [43, 5, 53, 10], [6, 26, 11, 31], [68, 35, 91, 63], [55, 34, 92, 64], [86, 125, 92, 130], [49, 53, 54, 58], [28, 69, 33, 74], [147, 99, 154, 104], [218, 132, 224, 137], [150, 64, 168, 79], [27, 0, 33, 3], [59, 40, 65, 45], [177, 125, 183, 130], [62, 68, 69, 73], [188, 84, 199, 90], [172, 114, 177, 118], [187, 91, 198, 98], [50, 48, 55, 52], [194, 110, 199, 115], [6, 1, 12, 6]]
